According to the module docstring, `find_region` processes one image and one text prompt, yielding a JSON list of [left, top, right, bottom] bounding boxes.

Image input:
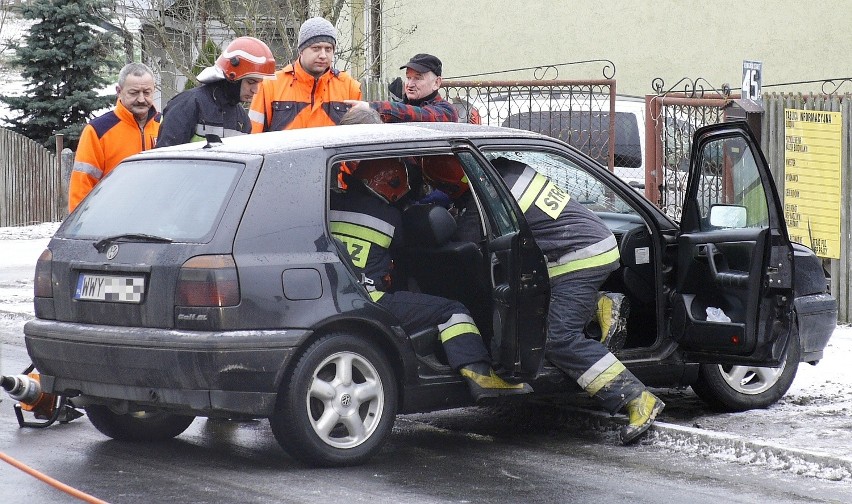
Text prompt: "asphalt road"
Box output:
[[1, 337, 851, 504]]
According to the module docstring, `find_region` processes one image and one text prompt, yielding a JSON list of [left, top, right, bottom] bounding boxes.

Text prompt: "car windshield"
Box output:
[[59, 159, 243, 242]]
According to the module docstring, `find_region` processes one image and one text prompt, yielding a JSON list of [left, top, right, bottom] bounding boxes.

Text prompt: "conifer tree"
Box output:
[[0, 0, 119, 149]]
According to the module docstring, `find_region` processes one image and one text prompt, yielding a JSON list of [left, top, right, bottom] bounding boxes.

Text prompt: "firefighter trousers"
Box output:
[[377, 290, 490, 370], [546, 263, 645, 414]]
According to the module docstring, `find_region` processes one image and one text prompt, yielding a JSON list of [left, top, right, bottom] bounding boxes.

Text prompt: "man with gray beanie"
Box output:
[[345, 53, 458, 123], [249, 16, 361, 131]]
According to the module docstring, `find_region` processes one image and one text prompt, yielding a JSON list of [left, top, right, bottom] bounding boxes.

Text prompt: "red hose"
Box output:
[[0, 451, 110, 504]]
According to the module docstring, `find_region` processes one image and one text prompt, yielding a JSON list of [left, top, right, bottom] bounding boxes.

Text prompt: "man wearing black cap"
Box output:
[[345, 53, 458, 123]]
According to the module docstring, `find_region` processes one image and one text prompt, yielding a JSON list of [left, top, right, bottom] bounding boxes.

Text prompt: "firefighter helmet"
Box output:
[[421, 155, 469, 199], [216, 37, 276, 81], [356, 158, 410, 203]]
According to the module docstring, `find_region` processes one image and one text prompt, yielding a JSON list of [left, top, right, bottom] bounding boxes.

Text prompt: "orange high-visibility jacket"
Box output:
[[248, 61, 362, 132], [69, 100, 160, 212]]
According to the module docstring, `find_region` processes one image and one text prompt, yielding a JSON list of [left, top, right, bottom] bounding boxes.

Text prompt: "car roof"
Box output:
[[147, 122, 550, 157]]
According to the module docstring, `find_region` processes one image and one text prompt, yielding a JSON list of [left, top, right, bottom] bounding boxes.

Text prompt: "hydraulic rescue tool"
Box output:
[[1, 365, 82, 428]]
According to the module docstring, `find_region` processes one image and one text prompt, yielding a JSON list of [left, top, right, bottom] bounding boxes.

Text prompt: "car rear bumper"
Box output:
[[794, 292, 837, 363], [24, 319, 311, 417]]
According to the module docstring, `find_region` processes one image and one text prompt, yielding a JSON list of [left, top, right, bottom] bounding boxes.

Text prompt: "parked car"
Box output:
[[24, 121, 836, 467]]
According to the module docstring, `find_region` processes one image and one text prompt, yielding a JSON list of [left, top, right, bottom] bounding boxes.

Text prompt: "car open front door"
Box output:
[[457, 150, 549, 380], [671, 122, 794, 366]]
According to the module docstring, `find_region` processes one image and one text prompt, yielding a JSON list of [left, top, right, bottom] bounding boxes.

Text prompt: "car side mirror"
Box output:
[[709, 204, 747, 229]]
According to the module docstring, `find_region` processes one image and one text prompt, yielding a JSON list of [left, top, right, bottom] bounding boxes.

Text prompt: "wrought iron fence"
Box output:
[[363, 60, 638, 179], [645, 93, 729, 221], [440, 80, 618, 172]]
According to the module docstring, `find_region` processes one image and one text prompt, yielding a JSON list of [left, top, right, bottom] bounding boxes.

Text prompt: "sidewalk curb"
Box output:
[[570, 406, 852, 482]]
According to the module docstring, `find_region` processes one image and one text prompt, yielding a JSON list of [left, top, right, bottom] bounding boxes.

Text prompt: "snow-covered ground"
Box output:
[[1, 222, 851, 483]]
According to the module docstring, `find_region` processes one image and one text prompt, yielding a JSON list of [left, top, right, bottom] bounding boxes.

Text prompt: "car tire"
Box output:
[[270, 332, 398, 467], [692, 330, 800, 412], [85, 405, 195, 441]]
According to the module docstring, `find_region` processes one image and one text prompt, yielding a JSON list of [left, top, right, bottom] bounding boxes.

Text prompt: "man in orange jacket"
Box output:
[[69, 63, 160, 212], [248, 16, 362, 132]]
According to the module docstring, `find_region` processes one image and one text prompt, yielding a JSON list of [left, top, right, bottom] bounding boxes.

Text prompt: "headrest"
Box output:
[[402, 204, 457, 248]]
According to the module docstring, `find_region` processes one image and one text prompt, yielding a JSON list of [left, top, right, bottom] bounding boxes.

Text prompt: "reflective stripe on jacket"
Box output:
[[69, 100, 160, 212], [329, 189, 402, 290], [157, 80, 249, 147], [248, 61, 362, 132], [499, 158, 619, 280]]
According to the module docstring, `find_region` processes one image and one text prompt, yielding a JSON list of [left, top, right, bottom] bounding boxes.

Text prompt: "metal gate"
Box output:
[[644, 92, 730, 221], [440, 80, 618, 172]]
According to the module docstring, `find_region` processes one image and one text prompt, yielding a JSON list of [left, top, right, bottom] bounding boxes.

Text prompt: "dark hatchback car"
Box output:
[[24, 122, 836, 466]]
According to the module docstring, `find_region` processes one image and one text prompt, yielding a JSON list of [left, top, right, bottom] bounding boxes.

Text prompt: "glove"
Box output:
[[418, 189, 452, 208]]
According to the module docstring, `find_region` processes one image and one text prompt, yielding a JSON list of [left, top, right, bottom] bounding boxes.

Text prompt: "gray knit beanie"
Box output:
[[298, 17, 337, 52]]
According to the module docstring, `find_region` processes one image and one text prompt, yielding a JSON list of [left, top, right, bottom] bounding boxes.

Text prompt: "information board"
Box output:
[[783, 108, 842, 259]]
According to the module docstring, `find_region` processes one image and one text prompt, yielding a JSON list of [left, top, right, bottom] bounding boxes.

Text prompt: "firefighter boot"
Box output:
[[597, 292, 629, 353], [460, 363, 533, 403], [620, 390, 665, 444]]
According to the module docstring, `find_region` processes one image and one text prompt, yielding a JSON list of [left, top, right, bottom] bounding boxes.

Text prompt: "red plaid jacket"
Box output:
[[371, 92, 458, 123]]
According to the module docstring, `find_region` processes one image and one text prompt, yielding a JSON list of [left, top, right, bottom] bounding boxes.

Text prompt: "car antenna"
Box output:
[[203, 134, 223, 148]]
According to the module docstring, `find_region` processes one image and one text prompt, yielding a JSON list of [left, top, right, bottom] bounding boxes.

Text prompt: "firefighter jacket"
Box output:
[[157, 80, 249, 147], [329, 188, 403, 291], [69, 100, 160, 212], [496, 158, 619, 281], [248, 61, 362, 132], [371, 90, 458, 123]]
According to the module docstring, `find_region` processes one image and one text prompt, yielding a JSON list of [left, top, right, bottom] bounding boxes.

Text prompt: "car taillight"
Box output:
[[175, 255, 240, 307], [34, 249, 53, 298]]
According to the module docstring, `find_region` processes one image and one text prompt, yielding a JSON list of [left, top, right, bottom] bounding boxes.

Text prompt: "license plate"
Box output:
[[75, 273, 146, 303]]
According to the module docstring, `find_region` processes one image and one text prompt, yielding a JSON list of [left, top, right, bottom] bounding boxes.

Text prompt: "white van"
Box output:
[[473, 92, 648, 190]]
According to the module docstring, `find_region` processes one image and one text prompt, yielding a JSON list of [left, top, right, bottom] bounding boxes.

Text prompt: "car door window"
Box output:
[[694, 136, 769, 231], [457, 151, 519, 237], [481, 149, 638, 216]]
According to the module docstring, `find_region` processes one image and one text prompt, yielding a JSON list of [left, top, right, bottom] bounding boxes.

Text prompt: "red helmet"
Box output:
[[355, 158, 410, 203], [421, 156, 469, 199], [216, 37, 276, 81]]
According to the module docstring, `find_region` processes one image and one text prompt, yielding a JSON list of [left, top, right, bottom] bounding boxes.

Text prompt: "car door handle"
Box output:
[[703, 243, 750, 289]]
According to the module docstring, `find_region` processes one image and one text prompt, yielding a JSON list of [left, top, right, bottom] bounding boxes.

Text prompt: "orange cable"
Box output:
[[0, 450, 111, 504]]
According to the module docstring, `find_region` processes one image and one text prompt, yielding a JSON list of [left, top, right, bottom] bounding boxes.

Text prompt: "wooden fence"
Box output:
[[761, 93, 852, 322], [0, 128, 65, 226]]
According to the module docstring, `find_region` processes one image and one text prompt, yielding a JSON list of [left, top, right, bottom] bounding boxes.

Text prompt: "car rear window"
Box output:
[[60, 159, 243, 242], [502, 111, 642, 168]]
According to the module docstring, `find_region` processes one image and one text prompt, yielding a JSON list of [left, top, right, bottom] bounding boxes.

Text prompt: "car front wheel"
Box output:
[[692, 331, 800, 412], [270, 332, 398, 467], [85, 405, 195, 441]]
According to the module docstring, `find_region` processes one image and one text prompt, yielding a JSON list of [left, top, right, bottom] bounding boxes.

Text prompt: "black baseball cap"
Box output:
[[400, 53, 442, 76]]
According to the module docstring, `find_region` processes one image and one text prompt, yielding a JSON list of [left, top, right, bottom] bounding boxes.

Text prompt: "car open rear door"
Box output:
[[670, 122, 794, 366]]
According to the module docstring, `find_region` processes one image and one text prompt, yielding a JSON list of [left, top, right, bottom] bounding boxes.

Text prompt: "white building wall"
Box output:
[[381, 0, 852, 95]]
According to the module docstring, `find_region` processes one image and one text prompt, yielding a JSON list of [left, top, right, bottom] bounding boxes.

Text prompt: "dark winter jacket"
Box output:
[[329, 188, 403, 291], [493, 157, 619, 282], [157, 80, 249, 147]]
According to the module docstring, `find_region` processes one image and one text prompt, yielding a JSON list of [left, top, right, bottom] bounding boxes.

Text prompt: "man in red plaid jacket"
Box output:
[[345, 53, 458, 123]]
